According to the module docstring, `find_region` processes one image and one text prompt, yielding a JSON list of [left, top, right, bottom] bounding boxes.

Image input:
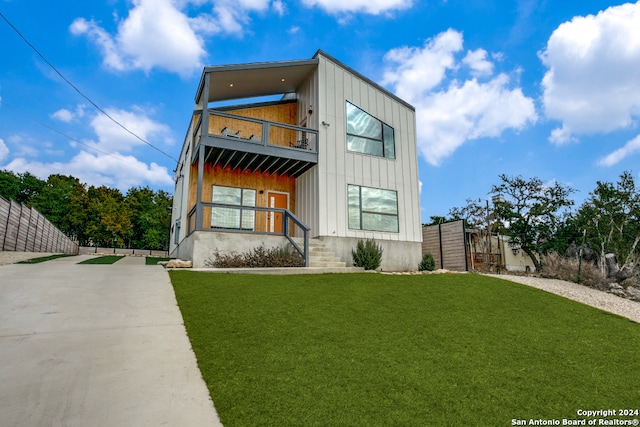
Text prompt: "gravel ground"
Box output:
[[0, 251, 58, 266], [486, 273, 640, 323]]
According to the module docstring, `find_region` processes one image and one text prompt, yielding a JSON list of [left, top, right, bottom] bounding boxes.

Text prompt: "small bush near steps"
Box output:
[[352, 239, 383, 270]]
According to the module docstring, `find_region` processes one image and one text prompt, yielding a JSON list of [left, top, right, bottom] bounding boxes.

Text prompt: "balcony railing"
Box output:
[[191, 110, 317, 153], [187, 203, 310, 266], [189, 110, 318, 177]]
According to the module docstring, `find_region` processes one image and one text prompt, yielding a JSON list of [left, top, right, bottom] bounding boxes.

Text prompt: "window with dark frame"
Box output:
[[345, 101, 395, 159], [211, 185, 256, 230], [348, 184, 399, 233]]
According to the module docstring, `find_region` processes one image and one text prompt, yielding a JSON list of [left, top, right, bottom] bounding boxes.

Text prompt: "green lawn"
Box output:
[[17, 254, 76, 263], [170, 272, 640, 427], [77, 255, 124, 264], [145, 257, 170, 265]]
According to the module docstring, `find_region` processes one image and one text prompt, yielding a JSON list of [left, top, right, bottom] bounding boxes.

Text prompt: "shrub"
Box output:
[[419, 252, 436, 271], [352, 239, 383, 270], [206, 245, 304, 268], [540, 252, 605, 290]]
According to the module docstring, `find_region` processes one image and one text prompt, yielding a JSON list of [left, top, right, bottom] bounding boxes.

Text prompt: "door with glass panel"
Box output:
[[211, 186, 256, 230], [267, 192, 288, 233]]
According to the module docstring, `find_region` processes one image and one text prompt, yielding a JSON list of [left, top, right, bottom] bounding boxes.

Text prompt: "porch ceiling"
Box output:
[[202, 59, 318, 103], [200, 143, 317, 178]]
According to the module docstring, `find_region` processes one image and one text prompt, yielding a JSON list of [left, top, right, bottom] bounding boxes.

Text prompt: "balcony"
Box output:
[[191, 109, 318, 177]]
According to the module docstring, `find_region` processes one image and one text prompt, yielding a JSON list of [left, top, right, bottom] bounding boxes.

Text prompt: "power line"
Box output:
[[1, 99, 153, 167], [0, 11, 178, 163]]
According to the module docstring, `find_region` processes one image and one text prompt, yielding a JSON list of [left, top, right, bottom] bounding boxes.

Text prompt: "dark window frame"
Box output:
[[345, 101, 395, 159], [348, 184, 399, 233]]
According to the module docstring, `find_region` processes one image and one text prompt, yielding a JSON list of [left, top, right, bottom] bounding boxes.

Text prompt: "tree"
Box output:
[[0, 170, 22, 201], [31, 175, 87, 241], [575, 171, 640, 275], [490, 175, 575, 271], [125, 187, 172, 250], [0, 170, 44, 205], [85, 186, 132, 247]]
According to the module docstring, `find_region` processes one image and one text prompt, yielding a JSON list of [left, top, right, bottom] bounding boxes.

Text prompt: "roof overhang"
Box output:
[[199, 59, 319, 104]]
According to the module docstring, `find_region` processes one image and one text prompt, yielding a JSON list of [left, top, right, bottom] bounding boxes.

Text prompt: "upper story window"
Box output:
[[346, 101, 395, 159]]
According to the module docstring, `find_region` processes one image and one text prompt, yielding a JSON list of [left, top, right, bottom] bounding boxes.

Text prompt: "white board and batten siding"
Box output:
[[303, 53, 421, 243]]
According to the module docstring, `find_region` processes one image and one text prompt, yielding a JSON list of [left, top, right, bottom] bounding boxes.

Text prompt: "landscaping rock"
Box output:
[[165, 259, 192, 268], [608, 283, 626, 297], [624, 286, 640, 302]]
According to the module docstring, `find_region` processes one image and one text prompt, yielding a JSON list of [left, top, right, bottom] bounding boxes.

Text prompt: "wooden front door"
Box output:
[[267, 192, 288, 233]]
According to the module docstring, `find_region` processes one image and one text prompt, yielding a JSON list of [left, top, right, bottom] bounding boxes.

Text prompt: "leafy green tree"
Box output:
[[575, 171, 640, 273], [424, 215, 449, 226], [0, 170, 44, 205], [0, 169, 22, 201], [125, 186, 172, 250], [32, 175, 87, 239], [491, 175, 575, 271], [85, 186, 132, 247]]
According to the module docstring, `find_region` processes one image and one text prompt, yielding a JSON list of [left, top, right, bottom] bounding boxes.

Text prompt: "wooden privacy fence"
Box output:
[[422, 219, 468, 271], [0, 197, 78, 254]]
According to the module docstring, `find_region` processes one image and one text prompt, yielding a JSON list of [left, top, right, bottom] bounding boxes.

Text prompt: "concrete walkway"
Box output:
[[0, 255, 223, 427]]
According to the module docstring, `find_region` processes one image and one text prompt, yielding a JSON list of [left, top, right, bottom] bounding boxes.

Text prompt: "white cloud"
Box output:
[[88, 107, 174, 153], [273, 0, 285, 15], [3, 152, 173, 191], [71, 0, 207, 76], [1, 107, 174, 190], [383, 30, 537, 166], [599, 134, 640, 166], [541, 2, 640, 143], [51, 109, 74, 122], [0, 138, 8, 162], [383, 29, 463, 101], [462, 49, 494, 77], [301, 0, 412, 14]]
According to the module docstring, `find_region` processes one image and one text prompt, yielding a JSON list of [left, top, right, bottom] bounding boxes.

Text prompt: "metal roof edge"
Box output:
[[203, 57, 319, 73], [312, 50, 416, 112]]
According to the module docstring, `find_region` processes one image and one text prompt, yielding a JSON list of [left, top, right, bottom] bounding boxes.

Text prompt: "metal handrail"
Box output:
[[206, 109, 319, 152], [187, 202, 310, 266]]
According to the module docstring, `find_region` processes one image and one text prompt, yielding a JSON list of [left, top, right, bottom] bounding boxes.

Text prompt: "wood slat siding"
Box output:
[[188, 163, 296, 231], [422, 220, 467, 271], [209, 102, 298, 148], [0, 196, 78, 254]]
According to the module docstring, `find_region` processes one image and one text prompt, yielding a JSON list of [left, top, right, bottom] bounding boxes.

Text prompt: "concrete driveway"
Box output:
[[0, 255, 222, 427]]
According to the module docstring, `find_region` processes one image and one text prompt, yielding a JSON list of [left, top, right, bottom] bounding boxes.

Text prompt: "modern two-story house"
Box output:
[[169, 50, 422, 270]]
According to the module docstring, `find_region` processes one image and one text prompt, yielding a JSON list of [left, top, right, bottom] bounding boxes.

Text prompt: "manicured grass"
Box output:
[[170, 272, 640, 427], [17, 254, 76, 263], [145, 257, 170, 265], [78, 255, 124, 264]]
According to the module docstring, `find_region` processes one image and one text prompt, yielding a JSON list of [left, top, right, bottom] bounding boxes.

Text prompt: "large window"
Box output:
[[348, 185, 399, 233], [211, 185, 256, 230], [346, 101, 395, 159]]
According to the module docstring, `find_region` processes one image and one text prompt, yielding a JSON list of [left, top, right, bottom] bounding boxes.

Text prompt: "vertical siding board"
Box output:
[[0, 198, 75, 254], [0, 198, 9, 250]]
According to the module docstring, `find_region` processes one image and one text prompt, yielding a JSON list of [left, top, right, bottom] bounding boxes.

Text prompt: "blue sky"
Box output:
[[1, 0, 640, 222]]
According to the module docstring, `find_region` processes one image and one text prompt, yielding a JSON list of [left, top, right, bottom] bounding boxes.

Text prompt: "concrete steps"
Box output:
[[292, 238, 348, 268]]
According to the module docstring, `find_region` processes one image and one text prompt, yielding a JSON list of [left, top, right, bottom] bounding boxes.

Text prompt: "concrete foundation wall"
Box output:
[[173, 232, 421, 271], [317, 236, 421, 272], [175, 231, 291, 268]]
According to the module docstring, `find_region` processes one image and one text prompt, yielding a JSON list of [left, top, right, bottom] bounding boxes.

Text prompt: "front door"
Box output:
[[267, 192, 288, 233]]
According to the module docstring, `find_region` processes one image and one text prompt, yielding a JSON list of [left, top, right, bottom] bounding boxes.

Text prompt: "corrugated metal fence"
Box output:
[[0, 196, 78, 254], [422, 219, 468, 271]]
